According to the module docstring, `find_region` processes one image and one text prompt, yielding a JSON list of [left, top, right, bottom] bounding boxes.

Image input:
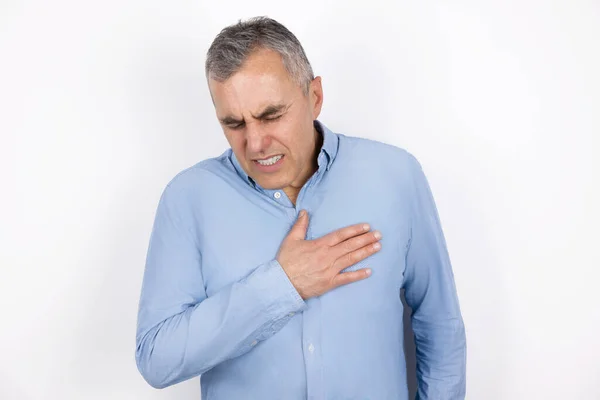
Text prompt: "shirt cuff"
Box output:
[[247, 259, 307, 318]]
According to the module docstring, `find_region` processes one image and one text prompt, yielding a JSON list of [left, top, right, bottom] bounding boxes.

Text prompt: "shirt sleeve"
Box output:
[[135, 183, 307, 389], [402, 154, 467, 399]]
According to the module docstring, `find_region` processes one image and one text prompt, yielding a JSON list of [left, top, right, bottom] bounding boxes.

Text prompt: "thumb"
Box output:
[[288, 210, 309, 240]]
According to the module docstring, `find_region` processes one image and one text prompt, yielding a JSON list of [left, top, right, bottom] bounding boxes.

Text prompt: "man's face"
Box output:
[[208, 48, 323, 191]]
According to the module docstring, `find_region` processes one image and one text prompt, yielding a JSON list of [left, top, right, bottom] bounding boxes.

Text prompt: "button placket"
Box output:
[[302, 298, 324, 398]]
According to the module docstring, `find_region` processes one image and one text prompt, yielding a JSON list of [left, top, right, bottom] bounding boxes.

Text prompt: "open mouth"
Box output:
[[252, 154, 285, 171], [254, 154, 283, 166]]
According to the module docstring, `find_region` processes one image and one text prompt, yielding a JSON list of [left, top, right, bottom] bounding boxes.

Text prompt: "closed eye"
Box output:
[[264, 114, 282, 122], [228, 122, 245, 130]]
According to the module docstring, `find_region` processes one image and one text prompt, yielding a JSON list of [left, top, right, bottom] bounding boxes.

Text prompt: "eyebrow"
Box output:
[[252, 104, 287, 119], [219, 103, 289, 126]]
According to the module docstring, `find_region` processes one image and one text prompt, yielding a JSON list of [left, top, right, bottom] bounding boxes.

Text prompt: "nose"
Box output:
[[245, 123, 271, 155]]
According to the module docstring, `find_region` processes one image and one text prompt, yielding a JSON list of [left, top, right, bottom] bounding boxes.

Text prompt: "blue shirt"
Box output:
[[135, 120, 466, 399]]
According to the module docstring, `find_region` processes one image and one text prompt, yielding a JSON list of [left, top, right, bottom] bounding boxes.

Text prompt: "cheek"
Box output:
[[274, 116, 306, 149], [225, 134, 245, 156]]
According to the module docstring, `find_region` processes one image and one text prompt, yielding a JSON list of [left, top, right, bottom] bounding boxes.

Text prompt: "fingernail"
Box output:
[[373, 242, 381, 250], [374, 230, 382, 240], [299, 210, 306, 217], [365, 268, 372, 276], [363, 224, 370, 231]]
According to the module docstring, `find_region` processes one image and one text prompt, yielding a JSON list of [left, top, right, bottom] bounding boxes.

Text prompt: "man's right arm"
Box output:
[[135, 182, 381, 389], [135, 185, 306, 389]]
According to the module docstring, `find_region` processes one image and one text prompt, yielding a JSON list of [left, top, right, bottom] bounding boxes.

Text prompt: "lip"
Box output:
[[253, 154, 283, 161], [252, 154, 284, 173]]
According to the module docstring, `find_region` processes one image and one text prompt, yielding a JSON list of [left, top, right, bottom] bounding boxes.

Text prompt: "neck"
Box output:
[[283, 126, 323, 205]]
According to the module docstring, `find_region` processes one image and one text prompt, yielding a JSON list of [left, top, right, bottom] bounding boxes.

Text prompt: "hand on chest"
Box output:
[[199, 193, 410, 297]]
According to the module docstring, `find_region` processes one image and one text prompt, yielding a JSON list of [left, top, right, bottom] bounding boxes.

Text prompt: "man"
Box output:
[[135, 16, 466, 399]]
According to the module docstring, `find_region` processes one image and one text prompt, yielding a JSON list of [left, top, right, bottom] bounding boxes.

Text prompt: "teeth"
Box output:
[[256, 155, 282, 166]]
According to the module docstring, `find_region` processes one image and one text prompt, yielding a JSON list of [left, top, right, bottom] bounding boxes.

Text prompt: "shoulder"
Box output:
[[155, 150, 234, 213], [163, 151, 231, 195], [336, 133, 422, 179]]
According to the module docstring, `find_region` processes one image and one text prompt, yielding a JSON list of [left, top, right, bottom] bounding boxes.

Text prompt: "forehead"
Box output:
[[208, 48, 299, 115]]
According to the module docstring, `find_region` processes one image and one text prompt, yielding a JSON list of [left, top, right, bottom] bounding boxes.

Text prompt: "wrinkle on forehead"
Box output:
[[208, 48, 299, 121]]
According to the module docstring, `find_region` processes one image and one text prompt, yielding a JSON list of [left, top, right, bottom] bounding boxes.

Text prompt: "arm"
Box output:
[[403, 154, 467, 399], [135, 184, 306, 389]]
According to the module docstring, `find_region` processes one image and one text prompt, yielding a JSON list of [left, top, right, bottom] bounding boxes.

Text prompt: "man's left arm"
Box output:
[[402, 153, 467, 400]]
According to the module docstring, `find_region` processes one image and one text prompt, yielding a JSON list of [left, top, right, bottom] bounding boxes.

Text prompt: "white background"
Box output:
[[1, 1, 599, 399]]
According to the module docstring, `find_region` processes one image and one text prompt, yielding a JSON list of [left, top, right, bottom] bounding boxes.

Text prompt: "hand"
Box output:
[[276, 210, 382, 300]]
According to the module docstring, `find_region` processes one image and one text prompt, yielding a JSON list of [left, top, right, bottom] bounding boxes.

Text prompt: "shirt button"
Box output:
[[274, 191, 281, 199], [288, 312, 295, 317], [308, 343, 315, 353], [251, 340, 258, 347]]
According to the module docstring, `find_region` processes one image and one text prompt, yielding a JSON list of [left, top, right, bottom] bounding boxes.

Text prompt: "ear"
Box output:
[[309, 76, 323, 119]]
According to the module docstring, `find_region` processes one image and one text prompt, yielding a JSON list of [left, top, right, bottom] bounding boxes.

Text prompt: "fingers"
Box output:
[[334, 230, 381, 259], [331, 268, 372, 288], [333, 241, 381, 272], [322, 223, 371, 247], [287, 210, 310, 241]]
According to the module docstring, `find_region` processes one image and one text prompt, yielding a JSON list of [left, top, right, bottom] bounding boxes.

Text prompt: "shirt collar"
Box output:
[[229, 119, 339, 187], [316, 119, 339, 171]]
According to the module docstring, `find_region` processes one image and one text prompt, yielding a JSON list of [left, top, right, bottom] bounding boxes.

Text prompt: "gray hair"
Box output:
[[205, 16, 314, 94]]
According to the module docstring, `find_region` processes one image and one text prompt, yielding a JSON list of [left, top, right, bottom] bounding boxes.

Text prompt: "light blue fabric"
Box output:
[[135, 120, 466, 399]]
